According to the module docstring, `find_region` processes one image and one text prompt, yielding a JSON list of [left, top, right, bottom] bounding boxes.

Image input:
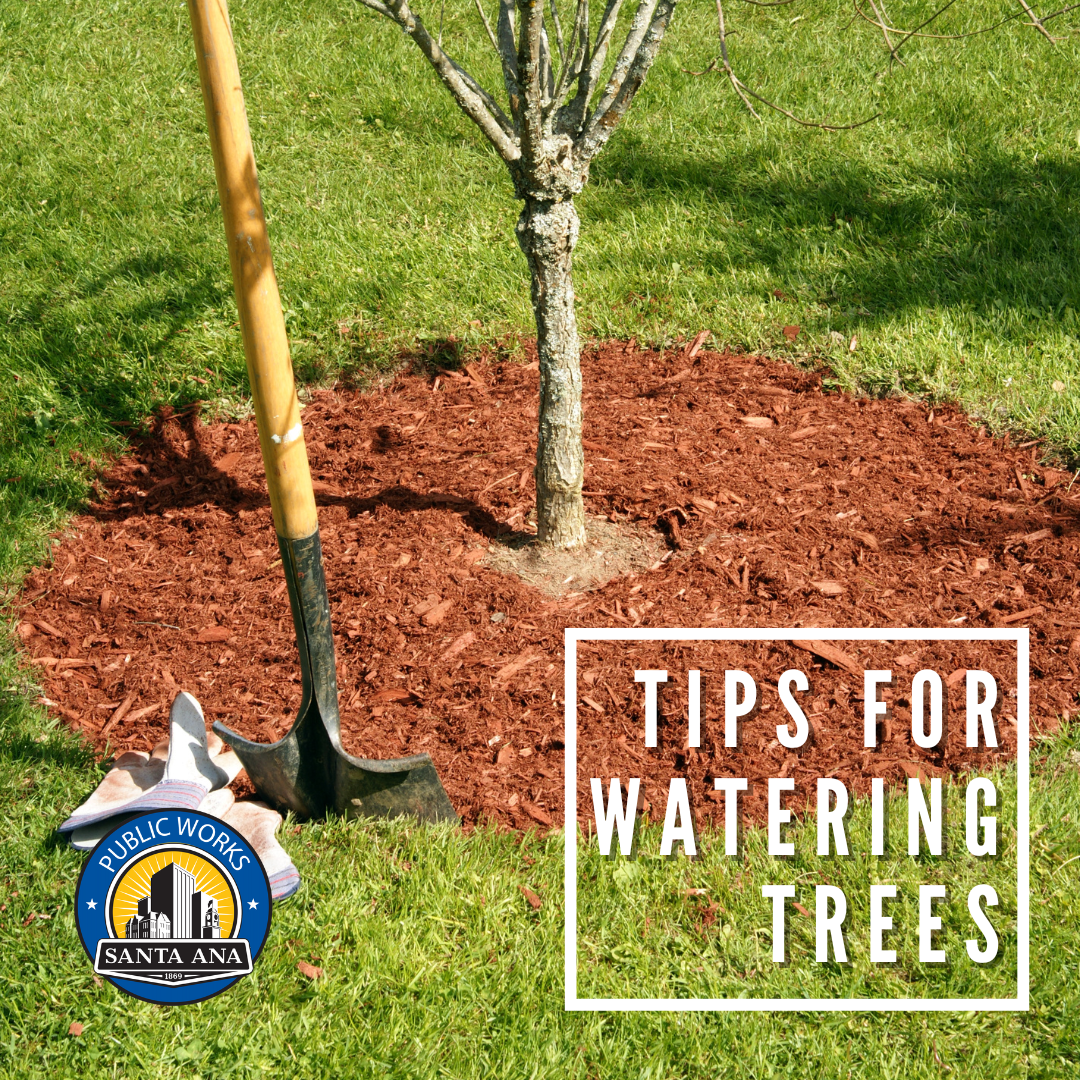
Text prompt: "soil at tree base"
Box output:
[[15, 343, 1079, 832]]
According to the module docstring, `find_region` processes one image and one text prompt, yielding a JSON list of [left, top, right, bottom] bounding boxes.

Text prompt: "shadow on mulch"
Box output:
[[15, 342, 1080, 830]]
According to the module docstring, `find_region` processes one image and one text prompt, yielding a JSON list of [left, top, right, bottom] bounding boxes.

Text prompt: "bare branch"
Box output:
[[737, 0, 794, 6], [734, 78, 879, 129], [716, 0, 760, 117], [549, 0, 567, 67], [369, 0, 520, 162], [497, 0, 521, 120], [560, 0, 624, 132], [540, 25, 557, 103], [1018, 0, 1059, 42], [867, 0, 903, 64], [473, 0, 501, 55], [549, 0, 589, 115], [517, 0, 547, 169], [713, 0, 876, 130], [356, 0, 394, 17], [591, 0, 661, 120], [1041, 3, 1080, 24], [448, 56, 517, 134], [577, 0, 677, 162], [853, 0, 1021, 41], [882, 0, 961, 55]]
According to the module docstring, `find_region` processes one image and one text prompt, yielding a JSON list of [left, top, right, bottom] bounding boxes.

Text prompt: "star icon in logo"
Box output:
[[86, 900, 97, 910], [247, 899, 259, 910]]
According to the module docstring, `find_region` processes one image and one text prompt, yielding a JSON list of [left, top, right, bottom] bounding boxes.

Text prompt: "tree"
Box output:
[[353, 0, 1074, 550], [356, 0, 678, 549]]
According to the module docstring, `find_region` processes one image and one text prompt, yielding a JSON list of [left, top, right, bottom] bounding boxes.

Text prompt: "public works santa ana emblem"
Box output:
[[75, 811, 272, 1004]]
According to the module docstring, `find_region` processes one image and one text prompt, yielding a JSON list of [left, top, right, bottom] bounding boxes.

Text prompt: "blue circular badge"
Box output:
[[75, 810, 272, 1005]]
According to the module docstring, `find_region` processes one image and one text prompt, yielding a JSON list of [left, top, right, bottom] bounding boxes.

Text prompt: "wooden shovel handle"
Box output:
[[186, 0, 318, 540]]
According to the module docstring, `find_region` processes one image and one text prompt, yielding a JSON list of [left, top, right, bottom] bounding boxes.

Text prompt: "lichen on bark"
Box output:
[[516, 196, 585, 548]]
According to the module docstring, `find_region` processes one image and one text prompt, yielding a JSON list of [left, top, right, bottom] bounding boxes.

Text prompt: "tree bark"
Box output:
[[516, 195, 586, 548]]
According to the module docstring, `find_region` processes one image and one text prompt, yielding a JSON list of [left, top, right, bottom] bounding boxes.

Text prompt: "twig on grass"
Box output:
[[712, 0, 879, 130]]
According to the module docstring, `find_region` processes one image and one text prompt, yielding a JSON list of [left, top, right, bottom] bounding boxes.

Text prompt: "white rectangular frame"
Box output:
[[563, 627, 1029, 1012]]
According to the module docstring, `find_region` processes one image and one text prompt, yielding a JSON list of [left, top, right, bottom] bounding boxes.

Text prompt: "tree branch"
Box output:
[[1018, 0, 1059, 42], [590, 0, 661, 120], [472, 0, 501, 55], [549, 0, 567, 67], [882, 0, 961, 54], [448, 56, 517, 134], [497, 0, 522, 121], [369, 0, 521, 162], [852, 0, 1023, 41], [517, 0, 547, 170], [356, 0, 394, 17], [716, 0, 761, 118], [540, 25, 557, 103], [712, 0, 877, 130], [548, 0, 589, 117], [867, 0, 903, 64], [734, 78, 879, 129], [560, 0, 624, 132], [576, 0, 677, 162], [1040, 3, 1080, 24]]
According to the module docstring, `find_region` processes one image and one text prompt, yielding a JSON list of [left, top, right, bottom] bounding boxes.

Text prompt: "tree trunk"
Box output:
[[516, 195, 586, 549]]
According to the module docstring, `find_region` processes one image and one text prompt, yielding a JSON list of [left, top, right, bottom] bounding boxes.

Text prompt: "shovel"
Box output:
[[186, 0, 456, 823]]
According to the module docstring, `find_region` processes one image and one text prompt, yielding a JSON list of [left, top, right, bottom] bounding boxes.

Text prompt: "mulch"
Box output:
[[14, 341, 1080, 831]]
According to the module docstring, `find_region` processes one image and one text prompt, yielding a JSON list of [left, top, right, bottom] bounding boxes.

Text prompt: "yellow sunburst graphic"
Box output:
[[110, 849, 236, 939]]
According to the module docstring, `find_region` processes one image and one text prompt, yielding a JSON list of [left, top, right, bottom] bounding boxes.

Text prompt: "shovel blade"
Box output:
[[214, 712, 458, 824], [212, 706, 334, 820], [331, 750, 458, 824]]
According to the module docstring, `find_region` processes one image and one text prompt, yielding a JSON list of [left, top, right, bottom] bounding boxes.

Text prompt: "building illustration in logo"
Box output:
[[124, 862, 222, 940], [124, 898, 171, 939]]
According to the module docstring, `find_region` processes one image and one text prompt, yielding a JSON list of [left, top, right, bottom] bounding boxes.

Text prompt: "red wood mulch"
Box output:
[[14, 342, 1080, 831]]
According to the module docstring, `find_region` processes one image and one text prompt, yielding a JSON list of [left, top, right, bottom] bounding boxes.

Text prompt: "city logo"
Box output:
[[75, 810, 272, 1005]]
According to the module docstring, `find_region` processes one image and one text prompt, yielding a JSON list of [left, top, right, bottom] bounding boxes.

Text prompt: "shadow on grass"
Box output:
[[591, 140, 1080, 326], [4, 251, 229, 430]]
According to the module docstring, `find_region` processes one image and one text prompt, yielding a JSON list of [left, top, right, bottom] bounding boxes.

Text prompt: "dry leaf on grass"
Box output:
[[68, 1022, 83, 1037], [297, 961, 323, 979], [520, 886, 542, 910]]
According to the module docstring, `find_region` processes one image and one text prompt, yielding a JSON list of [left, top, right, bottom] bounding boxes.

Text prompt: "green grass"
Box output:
[[4, 0, 1080, 1073], [3, 701, 1080, 1077]]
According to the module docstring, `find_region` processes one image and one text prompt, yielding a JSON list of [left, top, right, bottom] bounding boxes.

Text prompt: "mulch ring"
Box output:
[[15, 341, 1080, 832]]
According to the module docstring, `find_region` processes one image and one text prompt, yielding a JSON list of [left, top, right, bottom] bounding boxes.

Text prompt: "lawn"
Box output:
[[2, 0, 1080, 1074]]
